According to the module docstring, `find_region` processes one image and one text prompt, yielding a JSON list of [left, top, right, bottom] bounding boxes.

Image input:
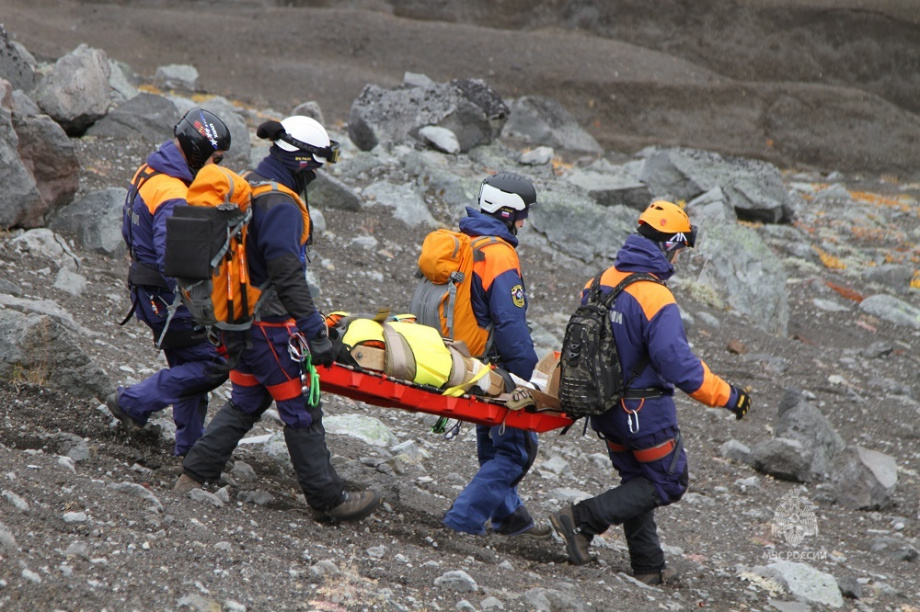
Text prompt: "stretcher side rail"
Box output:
[[317, 363, 575, 433]]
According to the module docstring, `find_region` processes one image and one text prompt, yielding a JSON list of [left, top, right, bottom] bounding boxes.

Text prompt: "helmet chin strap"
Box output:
[[294, 169, 317, 198]]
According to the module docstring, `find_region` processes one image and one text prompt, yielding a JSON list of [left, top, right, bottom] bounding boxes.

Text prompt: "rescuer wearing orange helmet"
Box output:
[[551, 200, 752, 584]]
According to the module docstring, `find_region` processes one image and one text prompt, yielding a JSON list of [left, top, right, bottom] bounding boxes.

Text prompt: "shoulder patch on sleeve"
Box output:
[[511, 284, 526, 308]]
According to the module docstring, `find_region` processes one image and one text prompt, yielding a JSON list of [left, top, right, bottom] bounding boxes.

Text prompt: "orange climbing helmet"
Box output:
[[637, 200, 697, 248]]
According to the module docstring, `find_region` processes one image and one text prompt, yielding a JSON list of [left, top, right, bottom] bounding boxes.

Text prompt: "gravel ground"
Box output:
[[1, 2, 919, 611]]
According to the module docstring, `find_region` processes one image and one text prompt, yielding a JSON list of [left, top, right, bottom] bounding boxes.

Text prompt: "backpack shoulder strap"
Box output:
[[584, 273, 605, 304], [599, 272, 663, 307], [123, 164, 162, 256], [604, 272, 666, 386], [470, 235, 501, 262], [246, 175, 312, 246]]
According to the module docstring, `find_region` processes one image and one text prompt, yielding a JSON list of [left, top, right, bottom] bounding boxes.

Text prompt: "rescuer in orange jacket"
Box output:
[[550, 200, 752, 584], [107, 108, 231, 456]]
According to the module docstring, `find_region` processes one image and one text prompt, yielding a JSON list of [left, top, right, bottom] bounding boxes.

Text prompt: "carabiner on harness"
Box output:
[[621, 397, 645, 434], [431, 417, 462, 440], [288, 332, 321, 408]]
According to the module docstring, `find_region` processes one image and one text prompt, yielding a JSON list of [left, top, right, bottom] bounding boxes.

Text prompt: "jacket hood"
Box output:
[[146, 140, 195, 183], [614, 233, 676, 280], [458, 206, 519, 247]]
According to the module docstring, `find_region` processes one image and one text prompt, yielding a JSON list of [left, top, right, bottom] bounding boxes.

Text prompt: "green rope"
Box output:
[[304, 353, 321, 408], [431, 417, 448, 434]]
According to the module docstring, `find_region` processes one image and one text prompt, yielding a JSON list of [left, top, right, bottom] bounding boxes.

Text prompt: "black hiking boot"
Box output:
[[319, 490, 381, 523], [521, 522, 554, 539], [550, 505, 592, 565], [634, 567, 680, 586], [105, 392, 141, 430], [173, 473, 203, 494], [496, 521, 553, 539]]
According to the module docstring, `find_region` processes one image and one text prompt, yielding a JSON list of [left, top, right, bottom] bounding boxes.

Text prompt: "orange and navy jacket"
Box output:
[[589, 233, 732, 437], [122, 141, 194, 301], [243, 157, 324, 341], [458, 207, 538, 379]]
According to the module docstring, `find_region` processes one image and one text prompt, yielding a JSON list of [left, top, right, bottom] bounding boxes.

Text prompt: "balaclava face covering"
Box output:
[[269, 145, 320, 199]]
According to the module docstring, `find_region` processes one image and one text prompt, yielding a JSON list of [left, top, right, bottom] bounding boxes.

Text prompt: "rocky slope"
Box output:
[[0, 122, 918, 612], [0, 3, 919, 612], [4, 0, 920, 177]]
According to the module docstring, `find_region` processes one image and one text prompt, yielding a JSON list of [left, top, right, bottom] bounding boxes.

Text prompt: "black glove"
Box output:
[[726, 385, 752, 420], [308, 328, 336, 367]]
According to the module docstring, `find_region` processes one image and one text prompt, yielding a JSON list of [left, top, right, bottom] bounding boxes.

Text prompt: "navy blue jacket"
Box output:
[[458, 207, 538, 379]]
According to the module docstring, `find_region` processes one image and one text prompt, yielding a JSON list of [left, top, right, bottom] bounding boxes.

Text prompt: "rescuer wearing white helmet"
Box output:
[[178, 116, 381, 524]]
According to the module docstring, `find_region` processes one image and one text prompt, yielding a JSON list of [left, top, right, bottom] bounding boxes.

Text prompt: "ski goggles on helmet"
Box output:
[[665, 225, 698, 250], [277, 133, 341, 164]]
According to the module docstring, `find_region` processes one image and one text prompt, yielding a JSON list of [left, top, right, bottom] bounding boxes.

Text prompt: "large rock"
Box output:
[[401, 149, 481, 213], [683, 220, 789, 336], [85, 93, 177, 143], [503, 95, 603, 154], [362, 181, 436, 228], [12, 104, 80, 218], [528, 184, 635, 264], [154, 64, 199, 92], [638, 147, 795, 223], [0, 311, 112, 400], [9, 228, 81, 271], [48, 188, 127, 257], [0, 25, 35, 92], [749, 437, 813, 482], [772, 388, 846, 480], [830, 446, 898, 510], [33, 44, 112, 135], [751, 561, 843, 608], [309, 172, 363, 212], [563, 160, 651, 209], [348, 79, 508, 152], [324, 414, 398, 448], [858, 294, 920, 329], [0, 82, 43, 229]]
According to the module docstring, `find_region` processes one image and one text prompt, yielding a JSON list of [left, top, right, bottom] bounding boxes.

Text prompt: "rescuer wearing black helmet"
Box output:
[[173, 108, 232, 173], [438, 171, 551, 539], [106, 107, 232, 456], [477, 171, 537, 235]]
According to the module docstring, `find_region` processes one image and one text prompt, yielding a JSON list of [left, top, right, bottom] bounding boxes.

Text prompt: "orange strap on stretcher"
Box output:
[[606, 437, 677, 463]]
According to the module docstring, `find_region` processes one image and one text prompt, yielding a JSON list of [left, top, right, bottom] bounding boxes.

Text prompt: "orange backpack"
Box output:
[[410, 229, 498, 358], [164, 164, 259, 331]]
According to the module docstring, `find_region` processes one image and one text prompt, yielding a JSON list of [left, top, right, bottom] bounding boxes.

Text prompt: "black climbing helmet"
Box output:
[[174, 108, 231, 174], [478, 172, 537, 233]]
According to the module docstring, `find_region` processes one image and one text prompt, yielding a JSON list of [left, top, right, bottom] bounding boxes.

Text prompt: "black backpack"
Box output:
[[558, 272, 663, 418]]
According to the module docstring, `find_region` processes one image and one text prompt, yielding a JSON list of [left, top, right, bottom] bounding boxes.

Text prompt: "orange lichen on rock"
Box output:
[[825, 281, 864, 302], [813, 246, 847, 270]]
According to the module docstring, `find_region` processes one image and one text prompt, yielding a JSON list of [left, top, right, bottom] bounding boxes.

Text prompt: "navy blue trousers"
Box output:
[[443, 424, 538, 535], [119, 287, 226, 455]]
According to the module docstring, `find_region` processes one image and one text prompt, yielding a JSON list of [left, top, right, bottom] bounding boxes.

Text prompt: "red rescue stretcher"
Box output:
[[317, 363, 575, 433]]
